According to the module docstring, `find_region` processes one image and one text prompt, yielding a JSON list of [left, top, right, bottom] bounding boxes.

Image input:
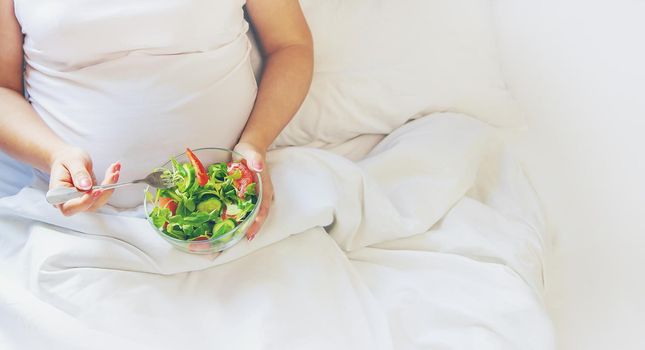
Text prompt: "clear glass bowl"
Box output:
[[143, 147, 262, 254]]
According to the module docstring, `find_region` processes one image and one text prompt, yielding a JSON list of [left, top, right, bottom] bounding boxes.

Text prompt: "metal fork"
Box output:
[[45, 170, 175, 205]]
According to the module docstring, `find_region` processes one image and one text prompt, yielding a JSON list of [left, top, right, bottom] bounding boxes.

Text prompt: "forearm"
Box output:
[[238, 44, 313, 151], [0, 87, 69, 172]]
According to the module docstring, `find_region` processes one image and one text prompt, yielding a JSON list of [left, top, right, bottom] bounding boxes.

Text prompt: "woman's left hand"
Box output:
[[233, 142, 273, 241]]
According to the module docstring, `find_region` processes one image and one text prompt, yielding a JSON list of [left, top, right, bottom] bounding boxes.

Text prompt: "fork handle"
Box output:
[[92, 181, 135, 191], [45, 187, 89, 205], [45, 181, 135, 205]]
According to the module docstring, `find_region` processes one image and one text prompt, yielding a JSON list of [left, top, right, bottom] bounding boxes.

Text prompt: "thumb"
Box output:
[[67, 159, 94, 190], [234, 143, 265, 172], [244, 152, 264, 173]]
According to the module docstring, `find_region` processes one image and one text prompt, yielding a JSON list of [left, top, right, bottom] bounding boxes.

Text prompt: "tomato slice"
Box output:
[[185, 148, 208, 186], [227, 160, 254, 199], [158, 196, 177, 229], [159, 197, 177, 215]]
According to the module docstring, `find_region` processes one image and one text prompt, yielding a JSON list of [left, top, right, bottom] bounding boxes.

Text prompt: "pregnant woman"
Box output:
[[0, 0, 313, 238]]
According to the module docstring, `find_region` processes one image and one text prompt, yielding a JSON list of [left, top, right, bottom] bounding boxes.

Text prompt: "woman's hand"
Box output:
[[48, 146, 120, 216], [233, 142, 273, 240]]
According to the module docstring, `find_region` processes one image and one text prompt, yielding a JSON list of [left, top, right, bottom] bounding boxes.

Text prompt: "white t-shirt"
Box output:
[[14, 0, 258, 208]]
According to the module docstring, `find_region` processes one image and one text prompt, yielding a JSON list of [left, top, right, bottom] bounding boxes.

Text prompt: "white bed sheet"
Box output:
[[0, 151, 33, 198], [0, 113, 554, 349]]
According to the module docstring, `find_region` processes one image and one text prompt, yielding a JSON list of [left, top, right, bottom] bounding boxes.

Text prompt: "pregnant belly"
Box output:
[[30, 37, 258, 208]]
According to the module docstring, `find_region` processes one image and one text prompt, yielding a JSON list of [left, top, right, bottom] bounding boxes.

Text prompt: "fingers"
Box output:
[[233, 142, 265, 172], [49, 163, 74, 189], [66, 158, 94, 191], [57, 190, 102, 216], [87, 162, 121, 212], [57, 162, 120, 215], [51, 154, 97, 216], [246, 198, 271, 241], [247, 172, 274, 241], [246, 153, 264, 172], [234, 142, 272, 240]]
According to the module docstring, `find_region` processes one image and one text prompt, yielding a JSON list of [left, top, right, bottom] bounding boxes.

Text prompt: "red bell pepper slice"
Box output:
[[185, 148, 208, 186]]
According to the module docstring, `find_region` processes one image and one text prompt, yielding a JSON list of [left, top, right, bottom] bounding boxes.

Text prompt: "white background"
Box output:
[[495, 1, 645, 348]]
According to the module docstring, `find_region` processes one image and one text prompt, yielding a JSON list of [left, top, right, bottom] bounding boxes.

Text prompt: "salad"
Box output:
[[148, 148, 258, 242]]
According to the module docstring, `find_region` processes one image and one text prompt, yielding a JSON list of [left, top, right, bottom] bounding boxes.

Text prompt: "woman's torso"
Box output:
[[14, 0, 257, 208]]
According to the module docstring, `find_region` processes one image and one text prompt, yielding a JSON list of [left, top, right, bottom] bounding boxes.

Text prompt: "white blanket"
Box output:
[[0, 113, 554, 349]]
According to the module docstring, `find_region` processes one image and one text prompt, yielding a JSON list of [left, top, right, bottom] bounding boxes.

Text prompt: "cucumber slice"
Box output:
[[212, 219, 236, 237], [184, 163, 199, 192], [197, 198, 222, 214]]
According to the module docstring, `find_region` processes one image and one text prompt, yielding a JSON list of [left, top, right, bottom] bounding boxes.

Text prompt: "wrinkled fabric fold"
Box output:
[[0, 113, 553, 349]]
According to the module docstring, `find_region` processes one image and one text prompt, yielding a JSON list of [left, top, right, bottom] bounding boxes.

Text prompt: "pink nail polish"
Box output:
[[93, 190, 102, 198]]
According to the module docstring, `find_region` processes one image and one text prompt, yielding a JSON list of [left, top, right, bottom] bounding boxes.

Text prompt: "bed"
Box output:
[[0, 1, 555, 349]]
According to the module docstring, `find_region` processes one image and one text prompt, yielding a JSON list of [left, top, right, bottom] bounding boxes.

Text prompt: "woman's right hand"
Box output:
[[48, 146, 120, 216]]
